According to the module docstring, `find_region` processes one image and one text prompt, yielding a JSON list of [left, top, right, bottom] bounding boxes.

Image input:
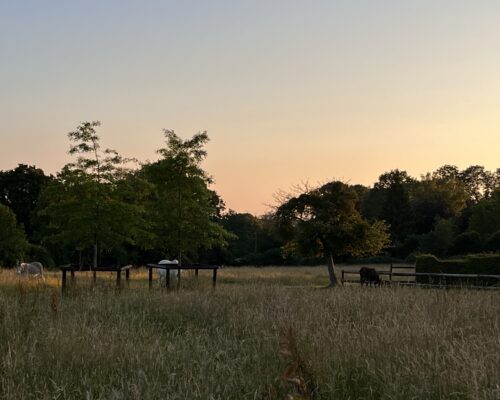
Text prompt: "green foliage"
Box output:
[[410, 174, 467, 234], [0, 164, 51, 237], [417, 218, 456, 256], [275, 181, 390, 277], [37, 122, 148, 265], [460, 165, 498, 204], [214, 212, 285, 265], [359, 187, 385, 221], [374, 169, 414, 242], [5, 145, 499, 267], [0, 204, 28, 266], [25, 243, 55, 267], [396, 235, 420, 258], [450, 231, 483, 255], [416, 254, 500, 275], [143, 130, 233, 261], [221, 212, 261, 257], [484, 231, 500, 252], [468, 190, 500, 237]]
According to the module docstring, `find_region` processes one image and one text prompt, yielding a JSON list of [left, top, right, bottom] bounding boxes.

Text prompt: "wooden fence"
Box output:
[[341, 264, 500, 290]]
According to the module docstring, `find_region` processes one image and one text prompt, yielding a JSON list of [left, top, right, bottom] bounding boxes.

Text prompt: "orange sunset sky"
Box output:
[[1, 1, 499, 214]]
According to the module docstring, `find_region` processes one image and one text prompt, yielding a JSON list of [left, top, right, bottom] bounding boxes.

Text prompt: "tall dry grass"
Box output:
[[0, 267, 499, 399]]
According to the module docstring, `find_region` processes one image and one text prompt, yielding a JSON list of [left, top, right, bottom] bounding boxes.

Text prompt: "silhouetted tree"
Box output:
[[37, 121, 147, 267], [0, 164, 51, 237], [275, 181, 390, 286], [374, 170, 413, 242], [468, 190, 500, 237], [0, 204, 28, 266], [143, 130, 233, 262], [411, 174, 467, 234], [460, 165, 495, 203]]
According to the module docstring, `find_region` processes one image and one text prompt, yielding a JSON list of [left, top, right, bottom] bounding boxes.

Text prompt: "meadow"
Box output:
[[0, 266, 499, 400]]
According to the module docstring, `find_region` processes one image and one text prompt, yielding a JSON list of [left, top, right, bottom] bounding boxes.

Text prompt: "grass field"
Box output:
[[0, 266, 499, 399]]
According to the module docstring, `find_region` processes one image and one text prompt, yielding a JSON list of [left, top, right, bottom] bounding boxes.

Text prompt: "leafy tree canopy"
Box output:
[[37, 122, 148, 266], [374, 170, 414, 242], [410, 174, 468, 234], [0, 164, 51, 237], [468, 190, 500, 237], [275, 181, 390, 286], [0, 204, 28, 266], [143, 130, 233, 262]]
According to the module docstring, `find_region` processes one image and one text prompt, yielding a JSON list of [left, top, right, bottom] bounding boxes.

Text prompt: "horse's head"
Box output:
[[16, 263, 28, 275]]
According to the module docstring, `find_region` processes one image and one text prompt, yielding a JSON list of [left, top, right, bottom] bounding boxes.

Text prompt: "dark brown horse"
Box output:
[[359, 267, 381, 286]]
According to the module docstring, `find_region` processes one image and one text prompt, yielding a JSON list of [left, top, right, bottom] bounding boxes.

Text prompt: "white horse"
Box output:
[[157, 259, 179, 285], [16, 262, 45, 280]]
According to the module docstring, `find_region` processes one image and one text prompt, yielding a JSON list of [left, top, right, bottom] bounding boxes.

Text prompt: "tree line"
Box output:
[[1, 123, 500, 276]]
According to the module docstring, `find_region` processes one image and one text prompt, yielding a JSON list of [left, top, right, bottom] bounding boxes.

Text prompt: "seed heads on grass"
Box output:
[[279, 327, 311, 400], [51, 292, 60, 316]]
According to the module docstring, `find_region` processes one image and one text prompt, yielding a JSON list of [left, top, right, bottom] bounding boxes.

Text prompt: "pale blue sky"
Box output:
[[1, 1, 500, 213]]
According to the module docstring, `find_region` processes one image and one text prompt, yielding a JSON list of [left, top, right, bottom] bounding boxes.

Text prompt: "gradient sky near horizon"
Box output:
[[1, 1, 500, 214]]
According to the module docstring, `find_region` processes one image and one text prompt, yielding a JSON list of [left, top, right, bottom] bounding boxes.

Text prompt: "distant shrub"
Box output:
[[26, 244, 55, 268], [484, 231, 500, 252], [450, 231, 483, 255], [418, 219, 455, 257], [395, 235, 419, 258], [0, 204, 28, 266], [346, 255, 402, 265], [404, 253, 418, 264], [415, 254, 500, 284]]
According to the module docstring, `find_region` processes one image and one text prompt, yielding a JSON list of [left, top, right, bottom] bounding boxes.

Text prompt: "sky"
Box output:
[[1, 1, 500, 214]]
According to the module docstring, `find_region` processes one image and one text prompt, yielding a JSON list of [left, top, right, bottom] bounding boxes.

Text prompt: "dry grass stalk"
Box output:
[[279, 327, 311, 400], [51, 292, 60, 315]]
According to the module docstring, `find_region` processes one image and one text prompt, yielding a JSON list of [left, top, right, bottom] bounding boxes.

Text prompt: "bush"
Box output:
[[395, 235, 419, 258], [404, 252, 418, 264], [0, 204, 28, 266], [26, 244, 55, 268], [415, 254, 500, 284], [450, 231, 483, 255], [417, 219, 455, 257], [345, 255, 402, 264], [484, 231, 500, 252]]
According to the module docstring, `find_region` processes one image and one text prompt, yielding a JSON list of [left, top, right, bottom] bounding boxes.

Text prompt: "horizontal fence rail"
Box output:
[[341, 264, 500, 290]]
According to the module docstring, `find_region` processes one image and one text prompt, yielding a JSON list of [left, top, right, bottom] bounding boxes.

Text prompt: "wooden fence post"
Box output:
[[116, 270, 121, 288], [62, 269, 67, 292], [212, 268, 217, 288]]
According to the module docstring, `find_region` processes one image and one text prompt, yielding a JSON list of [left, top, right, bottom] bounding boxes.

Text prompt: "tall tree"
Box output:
[[0, 204, 28, 266], [37, 122, 146, 267], [432, 165, 460, 181], [460, 165, 495, 203], [374, 170, 414, 242], [275, 181, 390, 286], [411, 173, 467, 234], [0, 164, 51, 237], [220, 212, 261, 260], [143, 130, 232, 263], [468, 190, 500, 237], [417, 218, 456, 257]]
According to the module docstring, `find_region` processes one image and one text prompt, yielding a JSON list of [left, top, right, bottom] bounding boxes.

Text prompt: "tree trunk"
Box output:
[[325, 251, 338, 287], [93, 242, 98, 269]]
